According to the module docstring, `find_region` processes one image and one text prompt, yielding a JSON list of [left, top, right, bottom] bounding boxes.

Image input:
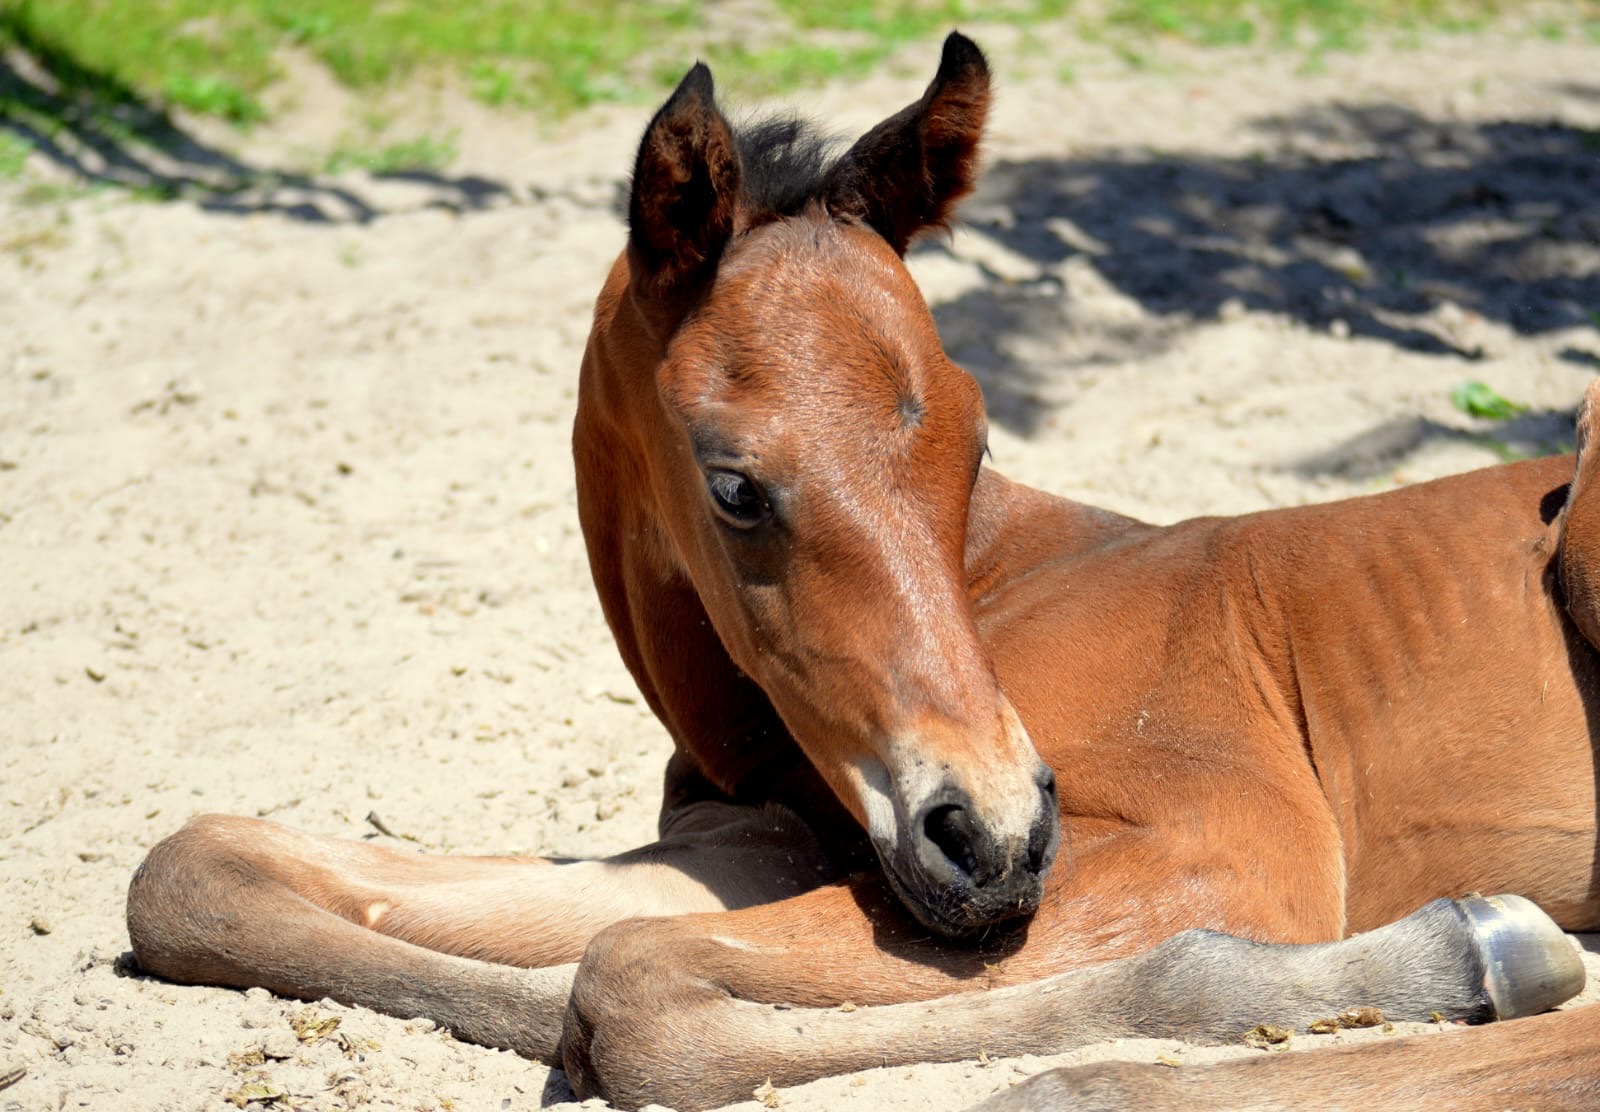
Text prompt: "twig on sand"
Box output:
[[364, 811, 418, 842]]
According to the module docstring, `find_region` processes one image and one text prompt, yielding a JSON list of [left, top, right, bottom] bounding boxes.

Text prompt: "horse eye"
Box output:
[[706, 469, 769, 527]]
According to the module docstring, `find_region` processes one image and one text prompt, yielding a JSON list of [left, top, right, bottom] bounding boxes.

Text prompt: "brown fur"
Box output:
[[127, 32, 1599, 1112]]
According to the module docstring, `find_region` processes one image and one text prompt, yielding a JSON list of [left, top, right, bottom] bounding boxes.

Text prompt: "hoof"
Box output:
[[1456, 893, 1586, 1020]]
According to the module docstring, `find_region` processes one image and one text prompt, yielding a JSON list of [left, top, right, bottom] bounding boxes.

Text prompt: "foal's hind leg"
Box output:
[[127, 796, 840, 1062], [1556, 378, 1600, 648]]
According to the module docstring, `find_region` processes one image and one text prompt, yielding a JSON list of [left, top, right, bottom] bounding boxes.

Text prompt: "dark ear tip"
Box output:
[[938, 30, 988, 77], [671, 60, 716, 106]]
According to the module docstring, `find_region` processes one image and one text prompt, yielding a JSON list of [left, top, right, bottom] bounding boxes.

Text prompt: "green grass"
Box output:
[[1, 0, 271, 124], [1, 0, 1590, 138], [786, 0, 1078, 36], [0, 0, 702, 124], [0, 130, 30, 176], [1450, 380, 1528, 421], [1099, 0, 1525, 50], [709, 1, 1075, 95], [323, 132, 458, 175], [162, 73, 267, 125]]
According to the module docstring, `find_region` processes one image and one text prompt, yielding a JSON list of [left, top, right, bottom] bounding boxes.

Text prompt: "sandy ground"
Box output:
[[4, 21, 1600, 1112]]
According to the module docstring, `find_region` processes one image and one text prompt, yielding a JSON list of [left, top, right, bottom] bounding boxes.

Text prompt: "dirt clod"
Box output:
[[1243, 1024, 1294, 1048], [1338, 1007, 1385, 1028]]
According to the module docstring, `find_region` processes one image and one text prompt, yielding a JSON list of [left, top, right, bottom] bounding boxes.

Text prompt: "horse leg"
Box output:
[[559, 766, 1346, 1106], [563, 853, 1580, 1110], [126, 795, 841, 1062], [1557, 378, 1600, 648], [975, 981, 1598, 1111]]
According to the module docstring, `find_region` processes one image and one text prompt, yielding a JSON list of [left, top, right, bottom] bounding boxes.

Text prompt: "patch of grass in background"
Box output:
[[0, 0, 701, 123], [1450, 380, 1528, 420], [0, 0, 1086, 124], [1, 0, 271, 125], [162, 73, 266, 125], [693, 1, 1074, 96], [1100, 0, 1528, 50], [0, 129, 30, 175], [0, 0, 1588, 140], [323, 131, 458, 174]]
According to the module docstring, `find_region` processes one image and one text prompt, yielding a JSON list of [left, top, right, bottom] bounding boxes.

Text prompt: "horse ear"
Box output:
[[824, 32, 990, 255], [628, 63, 742, 300]]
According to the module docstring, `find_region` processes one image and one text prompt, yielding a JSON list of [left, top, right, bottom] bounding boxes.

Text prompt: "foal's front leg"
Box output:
[[563, 890, 1582, 1110], [125, 793, 841, 1062]]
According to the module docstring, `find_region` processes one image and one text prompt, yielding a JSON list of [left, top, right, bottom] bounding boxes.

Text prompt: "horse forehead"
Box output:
[[705, 219, 935, 348], [664, 218, 981, 465], [667, 223, 958, 440]]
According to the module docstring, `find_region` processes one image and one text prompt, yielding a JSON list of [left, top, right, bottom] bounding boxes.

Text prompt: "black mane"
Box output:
[[733, 114, 840, 218]]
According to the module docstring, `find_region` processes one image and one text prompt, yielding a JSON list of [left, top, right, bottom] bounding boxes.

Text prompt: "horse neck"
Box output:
[[965, 468, 1152, 599]]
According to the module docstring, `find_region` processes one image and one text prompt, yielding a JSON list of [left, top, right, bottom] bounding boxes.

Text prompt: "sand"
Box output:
[[4, 21, 1600, 1112]]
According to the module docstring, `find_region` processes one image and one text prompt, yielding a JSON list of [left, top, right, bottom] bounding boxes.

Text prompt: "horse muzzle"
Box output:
[[876, 767, 1060, 938]]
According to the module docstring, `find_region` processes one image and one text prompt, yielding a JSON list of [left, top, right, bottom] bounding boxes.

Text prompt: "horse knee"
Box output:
[[563, 917, 721, 1110], [126, 813, 272, 983]]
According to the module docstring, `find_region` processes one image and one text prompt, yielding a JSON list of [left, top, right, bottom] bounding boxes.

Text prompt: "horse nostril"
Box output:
[[924, 803, 981, 880]]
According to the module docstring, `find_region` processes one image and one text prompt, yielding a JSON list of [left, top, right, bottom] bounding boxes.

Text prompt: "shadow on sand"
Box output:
[[927, 101, 1600, 435], [0, 17, 511, 223]]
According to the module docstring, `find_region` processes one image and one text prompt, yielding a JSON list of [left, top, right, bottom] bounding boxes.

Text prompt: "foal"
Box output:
[[128, 32, 1597, 1110]]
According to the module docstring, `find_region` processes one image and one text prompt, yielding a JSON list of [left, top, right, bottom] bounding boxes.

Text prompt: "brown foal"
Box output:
[[127, 33, 1598, 1111]]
